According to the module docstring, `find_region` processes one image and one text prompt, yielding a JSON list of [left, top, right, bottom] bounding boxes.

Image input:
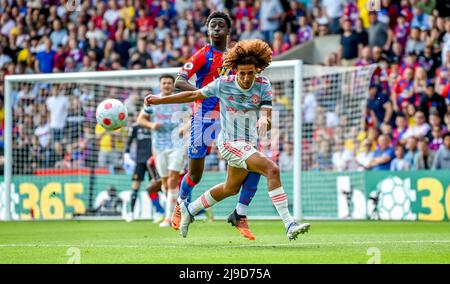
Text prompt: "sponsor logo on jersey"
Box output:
[[217, 66, 232, 77], [184, 62, 194, 70], [244, 145, 252, 151]]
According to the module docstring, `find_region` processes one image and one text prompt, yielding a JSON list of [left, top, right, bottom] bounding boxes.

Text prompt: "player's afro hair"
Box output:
[[222, 39, 272, 72], [206, 11, 232, 30]]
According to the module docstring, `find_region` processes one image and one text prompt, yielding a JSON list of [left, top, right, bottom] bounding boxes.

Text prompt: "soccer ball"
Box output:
[[96, 99, 128, 131]]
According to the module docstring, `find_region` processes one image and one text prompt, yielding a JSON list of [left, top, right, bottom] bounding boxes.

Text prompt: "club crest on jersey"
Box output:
[[184, 62, 194, 70], [251, 94, 260, 105]]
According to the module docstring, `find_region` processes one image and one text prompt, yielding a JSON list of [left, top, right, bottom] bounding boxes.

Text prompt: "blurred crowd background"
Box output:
[[1, 0, 450, 176]]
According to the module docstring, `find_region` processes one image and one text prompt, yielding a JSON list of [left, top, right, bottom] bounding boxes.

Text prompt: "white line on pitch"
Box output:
[[0, 244, 184, 249], [222, 240, 450, 248]]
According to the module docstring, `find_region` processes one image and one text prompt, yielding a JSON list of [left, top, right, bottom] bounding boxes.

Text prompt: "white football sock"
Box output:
[[165, 188, 179, 220], [236, 203, 248, 216], [269, 187, 294, 229], [188, 190, 218, 216]]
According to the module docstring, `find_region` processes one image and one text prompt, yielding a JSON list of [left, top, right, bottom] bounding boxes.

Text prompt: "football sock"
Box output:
[[178, 175, 197, 204], [236, 203, 248, 216], [236, 172, 260, 216], [130, 190, 138, 212], [188, 190, 218, 216], [149, 192, 164, 214], [269, 187, 294, 229], [165, 188, 179, 220]]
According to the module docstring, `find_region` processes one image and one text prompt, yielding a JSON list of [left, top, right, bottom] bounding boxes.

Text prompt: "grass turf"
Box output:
[[0, 220, 449, 264]]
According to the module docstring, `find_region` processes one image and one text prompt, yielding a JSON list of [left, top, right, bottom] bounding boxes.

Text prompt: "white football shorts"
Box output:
[[217, 141, 258, 169], [154, 147, 186, 178]]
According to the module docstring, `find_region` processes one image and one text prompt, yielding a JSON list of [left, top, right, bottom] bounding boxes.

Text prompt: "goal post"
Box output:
[[2, 60, 375, 221]]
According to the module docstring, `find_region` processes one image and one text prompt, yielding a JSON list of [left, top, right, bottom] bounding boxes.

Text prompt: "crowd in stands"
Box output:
[[1, 0, 450, 174]]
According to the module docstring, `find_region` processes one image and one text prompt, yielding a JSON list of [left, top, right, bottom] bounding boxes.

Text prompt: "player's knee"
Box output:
[[266, 163, 280, 180]]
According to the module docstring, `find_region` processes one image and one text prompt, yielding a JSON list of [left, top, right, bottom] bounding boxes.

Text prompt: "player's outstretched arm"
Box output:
[[175, 76, 198, 92], [145, 90, 204, 106]]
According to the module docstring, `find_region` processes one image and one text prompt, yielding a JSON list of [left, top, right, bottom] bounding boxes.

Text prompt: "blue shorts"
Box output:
[[188, 97, 221, 159]]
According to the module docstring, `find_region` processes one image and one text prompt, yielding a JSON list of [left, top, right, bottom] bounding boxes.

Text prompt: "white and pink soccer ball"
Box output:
[[96, 99, 128, 131]]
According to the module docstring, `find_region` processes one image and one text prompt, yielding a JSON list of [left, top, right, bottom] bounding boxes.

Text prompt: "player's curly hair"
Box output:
[[222, 39, 272, 72]]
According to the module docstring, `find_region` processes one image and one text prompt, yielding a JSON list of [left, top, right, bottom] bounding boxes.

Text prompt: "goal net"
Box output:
[[1, 61, 375, 221]]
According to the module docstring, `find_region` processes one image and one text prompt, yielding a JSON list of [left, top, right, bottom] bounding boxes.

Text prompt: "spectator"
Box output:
[[339, 18, 360, 66], [94, 186, 123, 216], [413, 67, 428, 98], [355, 139, 374, 171], [406, 27, 425, 55], [368, 11, 389, 49], [113, 31, 131, 66], [367, 84, 393, 127], [0, 45, 11, 69], [35, 38, 56, 73], [368, 134, 395, 170], [416, 138, 435, 170], [332, 141, 353, 171], [240, 20, 263, 41], [393, 113, 408, 145], [45, 86, 69, 143], [279, 142, 294, 171], [429, 125, 443, 152], [95, 122, 126, 172], [390, 144, 409, 171], [297, 16, 313, 45], [260, 0, 284, 44], [392, 67, 415, 113], [50, 19, 68, 50], [418, 45, 439, 78], [420, 82, 447, 120], [402, 111, 431, 141], [393, 13, 410, 49], [34, 114, 50, 149], [404, 136, 419, 169], [355, 18, 368, 47], [432, 132, 450, 169], [322, 0, 344, 34], [411, 6, 429, 30], [314, 140, 333, 171]]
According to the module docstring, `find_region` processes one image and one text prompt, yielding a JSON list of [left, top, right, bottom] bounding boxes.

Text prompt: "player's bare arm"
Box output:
[[137, 110, 161, 130], [174, 76, 198, 92], [145, 90, 204, 106]]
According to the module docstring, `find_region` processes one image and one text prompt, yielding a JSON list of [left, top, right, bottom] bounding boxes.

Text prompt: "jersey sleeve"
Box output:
[[260, 79, 273, 108], [125, 125, 137, 154], [177, 48, 206, 80], [200, 78, 221, 98], [143, 104, 153, 115]]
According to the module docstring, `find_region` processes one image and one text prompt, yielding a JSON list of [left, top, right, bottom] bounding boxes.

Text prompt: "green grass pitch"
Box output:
[[0, 220, 449, 264]]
